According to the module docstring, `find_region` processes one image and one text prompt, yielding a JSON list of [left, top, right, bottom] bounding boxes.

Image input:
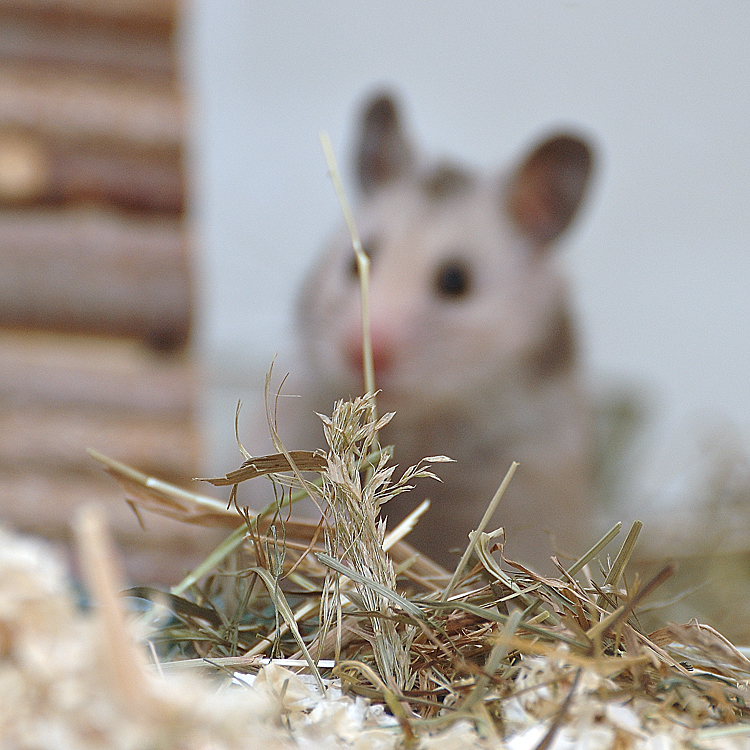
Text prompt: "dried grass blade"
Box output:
[[171, 524, 247, 596], [587, 563, 675, 641], [566, 521, 623, 577], [473, 530, 547, 609], [461, 608, 523, 711], [595, 520, 642, 609], [245, 599, 319, 658], [199, 451, 327, 486], [249, 566, 324, 691], [320, 131, 376, 402], [88, 449, 239, 527], [661, 621, 750, 680], [383, 499, 431, 551], [421, 599, 587, 649], [534, 668, 582, 750], [441, 461, 518, 602], [316, 552, 426, 622]]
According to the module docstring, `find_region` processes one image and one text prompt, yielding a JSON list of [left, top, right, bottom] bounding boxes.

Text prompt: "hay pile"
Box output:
[[30, 390, 742, 750]]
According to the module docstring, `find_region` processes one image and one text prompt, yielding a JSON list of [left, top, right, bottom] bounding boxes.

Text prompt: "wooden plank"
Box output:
[[0, 63, 182, 150], [0, 8, 175, 80], [0, 208, 190, 347], [0, 129, 183, 211], [0, 331, 195, 415], [0, 0, 177, 27], [0, 330, 217, 584], [0, 330, 197, 462], [0, 405, 197, 473], [0, 0, 201, 584]]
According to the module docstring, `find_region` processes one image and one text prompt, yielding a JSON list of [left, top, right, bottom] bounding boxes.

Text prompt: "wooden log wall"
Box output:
[[0, 0, 190, 345], [0, 0, 220, 584]]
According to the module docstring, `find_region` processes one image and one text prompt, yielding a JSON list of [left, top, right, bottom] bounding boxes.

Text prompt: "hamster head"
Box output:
[[297, 93, 594, 420]]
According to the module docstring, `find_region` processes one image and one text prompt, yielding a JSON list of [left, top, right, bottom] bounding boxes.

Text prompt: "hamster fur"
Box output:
[[275, 92, 596, 571]]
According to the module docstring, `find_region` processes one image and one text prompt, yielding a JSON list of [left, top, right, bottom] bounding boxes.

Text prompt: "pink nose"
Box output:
[[344, 327, 393, 377]]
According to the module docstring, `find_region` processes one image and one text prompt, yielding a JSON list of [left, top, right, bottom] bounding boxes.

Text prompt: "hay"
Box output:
[[83, 394, 750, 749]]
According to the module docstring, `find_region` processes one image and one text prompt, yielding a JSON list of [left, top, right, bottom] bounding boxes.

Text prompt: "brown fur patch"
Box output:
[[527, 307, 577, 381], [422, 163, 473, 201]]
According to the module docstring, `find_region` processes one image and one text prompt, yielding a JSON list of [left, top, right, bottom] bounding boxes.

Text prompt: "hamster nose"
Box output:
[[343, 327, 393, 377]]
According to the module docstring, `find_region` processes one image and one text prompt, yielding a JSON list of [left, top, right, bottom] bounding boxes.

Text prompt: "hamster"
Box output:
[[282, 92, 596, 571]]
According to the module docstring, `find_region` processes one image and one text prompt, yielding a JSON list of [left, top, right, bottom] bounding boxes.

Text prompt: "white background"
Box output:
[[182, 1, 750, 492]]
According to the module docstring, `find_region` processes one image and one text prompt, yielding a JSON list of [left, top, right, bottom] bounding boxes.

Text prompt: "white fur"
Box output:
[[268, 93, 596, 571]]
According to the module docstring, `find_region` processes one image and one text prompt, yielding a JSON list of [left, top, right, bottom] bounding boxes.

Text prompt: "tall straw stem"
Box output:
[[319, 132, 376, 411]]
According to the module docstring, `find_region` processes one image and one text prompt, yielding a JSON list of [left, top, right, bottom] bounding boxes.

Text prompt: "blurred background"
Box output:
[[0, 0, 202, 582], [184, 1, 750, 539], [1, 1, 750, 594]]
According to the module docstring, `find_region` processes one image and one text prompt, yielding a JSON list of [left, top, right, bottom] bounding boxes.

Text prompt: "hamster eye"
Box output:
[[348, 240, 378, 278], [434, 259, 472, 299]]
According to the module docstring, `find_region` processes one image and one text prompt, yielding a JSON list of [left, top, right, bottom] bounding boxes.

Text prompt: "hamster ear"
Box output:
[[355, 92, 414, 194], [506, 134, 593, 247]]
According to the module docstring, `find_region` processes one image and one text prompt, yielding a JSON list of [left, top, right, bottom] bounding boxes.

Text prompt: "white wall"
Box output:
[[183, 1, 750, 487]]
